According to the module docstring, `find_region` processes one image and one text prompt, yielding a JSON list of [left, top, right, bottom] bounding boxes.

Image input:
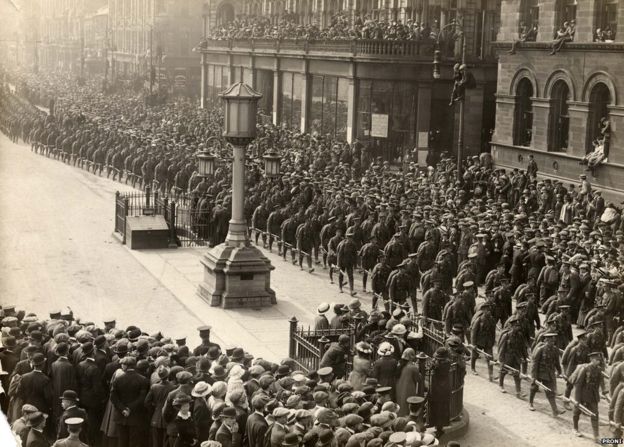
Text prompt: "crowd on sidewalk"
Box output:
[[2, 65, 624, 444], [0, 304, 454, 447]]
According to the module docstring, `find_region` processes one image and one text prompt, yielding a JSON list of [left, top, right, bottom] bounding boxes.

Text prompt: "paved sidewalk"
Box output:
[[127, 245, 373, 361]]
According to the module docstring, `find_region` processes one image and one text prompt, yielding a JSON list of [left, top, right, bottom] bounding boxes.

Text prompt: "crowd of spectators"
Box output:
[[209, 14, 448, 42], [2, 65, 624, 444]]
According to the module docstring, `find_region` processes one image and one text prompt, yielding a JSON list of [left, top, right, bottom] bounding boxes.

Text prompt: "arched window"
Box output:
[[514, 78, 533, 147], [548, 80, 570, 152], [586, 83, 611, 154], [519, 0, 539, 32]]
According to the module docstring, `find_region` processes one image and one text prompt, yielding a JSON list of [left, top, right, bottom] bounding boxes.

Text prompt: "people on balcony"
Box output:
[[507, 22, 537, 55], [550, 20, 575, 55], [210, 13, 440, 42], [595, 26, 616, 43]]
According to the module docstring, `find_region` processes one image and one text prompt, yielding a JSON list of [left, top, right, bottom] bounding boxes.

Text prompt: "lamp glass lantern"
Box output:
[[433, 49, 442, 79], [263, 151, 281, 178], [219, 82, 263, 143], [197, 150, 215, 176]]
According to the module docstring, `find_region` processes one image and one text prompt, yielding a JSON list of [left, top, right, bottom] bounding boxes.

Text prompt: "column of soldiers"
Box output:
[[3, 70, 624, 442]]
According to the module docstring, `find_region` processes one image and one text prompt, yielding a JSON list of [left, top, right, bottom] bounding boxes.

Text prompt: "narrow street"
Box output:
[[0, 134, 209, 346], [0, 134, 597, 446]]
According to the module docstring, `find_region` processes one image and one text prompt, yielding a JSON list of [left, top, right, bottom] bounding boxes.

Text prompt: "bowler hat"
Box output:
[[219, 407, 237, 419], [60, 390, 79, 402]]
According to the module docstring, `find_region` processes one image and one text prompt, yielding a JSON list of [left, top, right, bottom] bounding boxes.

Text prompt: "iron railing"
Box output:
[[204, 37, 437, 59], [113, 188, 209, 247], [287, 315, 463, 422]]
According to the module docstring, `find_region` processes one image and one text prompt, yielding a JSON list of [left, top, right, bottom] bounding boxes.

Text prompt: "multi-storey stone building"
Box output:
[[200, 0, 501, 163], [492, 0, 624, 199], [108, 0, 203, 91]]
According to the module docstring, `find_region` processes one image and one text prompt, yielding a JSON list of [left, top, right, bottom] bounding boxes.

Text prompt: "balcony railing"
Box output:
[[204, 37, 436, 58]]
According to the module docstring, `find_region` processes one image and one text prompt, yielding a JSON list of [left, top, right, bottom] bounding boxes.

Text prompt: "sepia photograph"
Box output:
[[0, 1, 622, 446]]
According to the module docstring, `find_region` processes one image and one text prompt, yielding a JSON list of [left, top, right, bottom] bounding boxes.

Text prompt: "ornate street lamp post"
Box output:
[[197, 82, 276, 308]]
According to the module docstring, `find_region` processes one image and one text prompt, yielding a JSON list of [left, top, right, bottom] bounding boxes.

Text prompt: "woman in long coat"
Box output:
[[428, 347, 451, 436], [372, 342, 398, 399], [348, 342, 372, 390], [396, 348, 423, 417]]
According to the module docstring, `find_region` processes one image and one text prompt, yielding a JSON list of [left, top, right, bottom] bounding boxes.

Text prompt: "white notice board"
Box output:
[[371, 114, 389, 138]]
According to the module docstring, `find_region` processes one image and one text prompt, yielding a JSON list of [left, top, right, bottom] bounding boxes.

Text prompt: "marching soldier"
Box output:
[[337, 229, 359, 296], [388, 260, 411, 312], [529, 333, 565, 416], [562, 331, 590, 408], [320, 216, 337, 269], [422, 279, 447, 322], [498, 316, 527, 398], [296, 218, 315, 273], [469, 302, 497, 381], [370, 252, 391, 311], [327, 228, 344, 285], [359, 236, 380, 293], [571, 352, 605, 441]]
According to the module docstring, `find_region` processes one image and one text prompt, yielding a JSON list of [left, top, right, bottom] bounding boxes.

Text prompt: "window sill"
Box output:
[[492, 141, 624, 169], [494, 41, 624, 52]]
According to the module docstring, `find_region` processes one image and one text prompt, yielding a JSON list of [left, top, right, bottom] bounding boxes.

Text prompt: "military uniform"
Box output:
[[529, 334, 564, 415]]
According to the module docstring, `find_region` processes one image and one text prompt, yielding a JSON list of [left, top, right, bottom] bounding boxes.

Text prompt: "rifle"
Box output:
[[465, 344, 500, 365], [562, 397, 597, 418]]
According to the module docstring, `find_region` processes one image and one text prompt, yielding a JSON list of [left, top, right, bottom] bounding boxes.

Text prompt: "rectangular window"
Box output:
[[221, 68, 229, 90], [292, 73, 303, 131], [281, 72, 294, 128], [336, 78, 349, 140], [322, 76, 338, 137], [256, 69, 274, 120], [357, 80, 372, 141], [310, 75, 325, 136], [243, 68, 253, 86]]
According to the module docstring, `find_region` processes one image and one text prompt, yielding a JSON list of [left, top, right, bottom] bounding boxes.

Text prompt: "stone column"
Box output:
[[300, 60, 311, 133], [617, 3, 624, 42], [200, 53, 206, 109], [530, 98, 553, 150], [537, 0, 557, 42], [607, 106, 624, 163], [416, 83, 432, 167], [462, 83, 485, 158], [249, 56, 257, 90], [272, 65, 281, 125], [225, 143, 248, 247], [346, 78, 357, 143], [567, 101, 590, 157], [574, 0, 597, 42], [491, 93, 516, 146]]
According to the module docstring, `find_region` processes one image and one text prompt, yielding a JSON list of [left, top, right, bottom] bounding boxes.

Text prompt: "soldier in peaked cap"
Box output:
[[337, 228, 359, 296], [370, 251, 391, 311], [388, 259, 412, 313], [529, 333, 565, 416], [193, 326, 221, 357], [359, 236, 380, 293], [571, 352, 605, 441], [53, 417, 88, 447]]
